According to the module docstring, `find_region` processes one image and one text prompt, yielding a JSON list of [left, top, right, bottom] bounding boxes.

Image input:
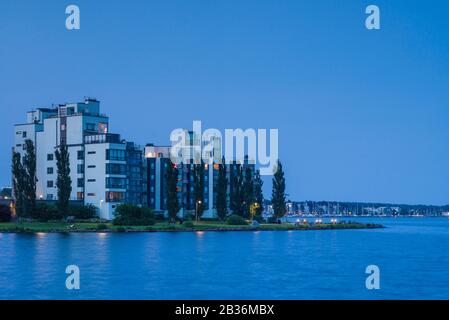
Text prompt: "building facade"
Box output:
[[13, 98, 142, 220], [13, 99, 255, 220], [143, 143, 255, 218]]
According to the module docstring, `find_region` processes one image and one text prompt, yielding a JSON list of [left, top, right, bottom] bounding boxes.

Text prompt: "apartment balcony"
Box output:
[[48, 112, 108, 119], [84, 133, 122, 144]]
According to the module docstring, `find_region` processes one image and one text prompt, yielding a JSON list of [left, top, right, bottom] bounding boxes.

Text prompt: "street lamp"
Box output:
[[250, 202, 260, 222], [195, 200, 202, 222]]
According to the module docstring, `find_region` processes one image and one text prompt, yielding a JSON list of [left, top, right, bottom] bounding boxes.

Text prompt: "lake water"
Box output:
[[1, 217, 448, 299]]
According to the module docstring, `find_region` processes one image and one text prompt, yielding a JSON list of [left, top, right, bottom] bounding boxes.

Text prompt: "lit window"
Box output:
[[105, 191, 124, 202], [98, 122, 108, 133]]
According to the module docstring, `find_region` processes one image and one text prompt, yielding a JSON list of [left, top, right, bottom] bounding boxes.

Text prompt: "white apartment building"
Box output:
[[13, 98, 253, 220], [13, 98, 136, 220]]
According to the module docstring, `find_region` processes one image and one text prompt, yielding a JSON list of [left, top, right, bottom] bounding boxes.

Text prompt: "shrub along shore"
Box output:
[[0, 220, 383, 233], [0, 203, 383, 233]]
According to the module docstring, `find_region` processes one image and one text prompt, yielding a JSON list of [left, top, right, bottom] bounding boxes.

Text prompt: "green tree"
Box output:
[[216, 157, 228, 220], [193, 161, 205, 219], [253, 169, 264, 216], [113, 204, 155, 226], [230, 163, 244, 216], [166, 160, 180, 223], [12, 152, 26, 216], [243, 166, 254, 218], [55, 144, 72, 216], [271, 160, 286, 218], [23, 140, 37, 215]]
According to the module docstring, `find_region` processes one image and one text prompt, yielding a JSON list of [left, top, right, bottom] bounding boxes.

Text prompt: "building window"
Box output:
[[106, 149, 126, 161], [86, 123, 96, 131], [46, 194, 54, 200], [98, 122, 108, 133], [87, 165, 96, 168], [87, 179, 96, 182], [77, 192, 84, 200], [87, 151, 96, 155], [47, 181, 54, 188], [106, 163, 126, 175], [87, 193, 96, 197], [77, 150, 84, 160], [47, 154, 54, 161], [77, 178, 84, 188], [47, 167, 53, 174], [106, 191, 124, 202], [77, 164, 84, 174], [106, 177, 126, 189], [22, 131, 27, 138]]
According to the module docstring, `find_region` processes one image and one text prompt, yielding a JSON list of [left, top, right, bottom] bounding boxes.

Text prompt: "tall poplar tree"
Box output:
[[12, 152, 26, 217], [166, 160, 180, 223], [253, 169, 264, 216], [55, 144, 72, 216], [230, 163, 244, 216], [23, 140, 37, 215], [271, 160, 286, 219], [193, 161, 205, 219], [243, 166, 254, 218]]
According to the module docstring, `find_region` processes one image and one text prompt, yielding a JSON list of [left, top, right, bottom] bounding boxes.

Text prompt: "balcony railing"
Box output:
[[84, 133, 121, 144]]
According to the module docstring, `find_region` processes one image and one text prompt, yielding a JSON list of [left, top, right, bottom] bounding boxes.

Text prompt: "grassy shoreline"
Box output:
[[0, 221, 383, 233]]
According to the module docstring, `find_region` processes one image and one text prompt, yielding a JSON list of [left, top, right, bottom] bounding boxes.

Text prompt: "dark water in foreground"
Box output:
[[0, 217, 448, 299]]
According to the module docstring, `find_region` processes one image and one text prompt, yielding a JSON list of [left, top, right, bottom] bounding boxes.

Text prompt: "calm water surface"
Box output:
[[1, 217, 448, 299]]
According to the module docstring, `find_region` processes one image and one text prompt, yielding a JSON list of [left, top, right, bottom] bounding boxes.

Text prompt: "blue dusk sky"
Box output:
[[0, 0, 448, 205]]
